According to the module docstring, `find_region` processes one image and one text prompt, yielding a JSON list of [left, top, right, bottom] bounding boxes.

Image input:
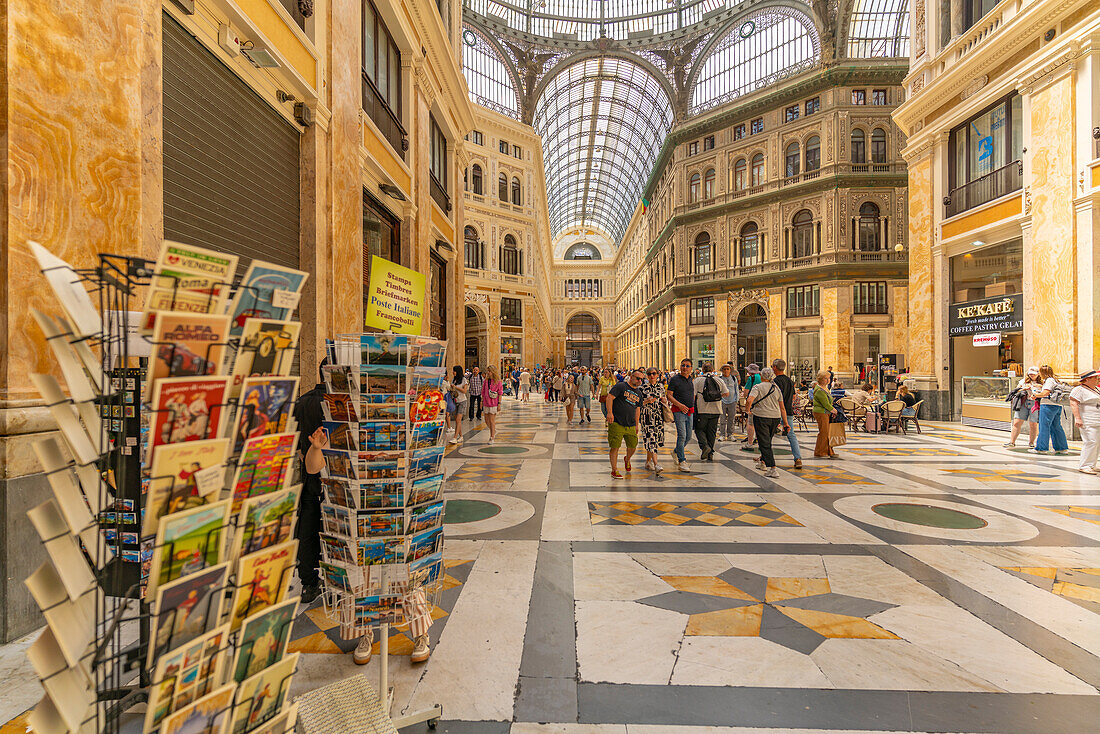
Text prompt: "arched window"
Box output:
[[784, 142, 800, 178], [689, 172, 701, 202], [511, 176, 522, 205], [500, 234, 521, 274], [464, 225, 483, 269], [703, 168, 716, 199], [694, 231, 713, 274], [751, 154, 765, 187], [471, 164, 483, 195], [858, 202, 880, 251], [498, 173, 508, 201], [740, 222, 761, 266], [851, 129, 866, 164], [805, 136, 821, 171], [733, 158, 747, 191], [871, 128, 887, 164], [792, 209, 814, 258]]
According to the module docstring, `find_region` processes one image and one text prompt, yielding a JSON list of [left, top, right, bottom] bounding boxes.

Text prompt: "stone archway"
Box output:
[[735, 304, 768, 380], [464, 304, 488, 370], [565, 312, 602, 367]]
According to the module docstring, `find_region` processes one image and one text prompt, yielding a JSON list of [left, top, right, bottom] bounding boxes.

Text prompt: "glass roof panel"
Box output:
[[461, 27, 521, 118], [468, 0, 729, 42], [534, 55, 673, 243], [691, 9, 818, 113], [847, 0, 910, 58]]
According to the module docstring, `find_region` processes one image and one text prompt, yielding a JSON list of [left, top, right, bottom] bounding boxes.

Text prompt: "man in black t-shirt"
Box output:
[[666, 359, 696, 471], [293, 359, 329, 604], [771, 358, 803, 470], [605, 370, 643, 479]]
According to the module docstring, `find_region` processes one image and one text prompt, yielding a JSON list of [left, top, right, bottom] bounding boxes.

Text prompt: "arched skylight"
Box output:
[[465, 0, 728, 42], [846, 0, 910, 58], [533, 56, 673, 244], [461, 26, 520, 118], [690, 9, 819, 113]]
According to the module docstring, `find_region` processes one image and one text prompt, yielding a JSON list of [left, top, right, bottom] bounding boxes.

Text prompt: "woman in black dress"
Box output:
[[639, 369, 668, 473]]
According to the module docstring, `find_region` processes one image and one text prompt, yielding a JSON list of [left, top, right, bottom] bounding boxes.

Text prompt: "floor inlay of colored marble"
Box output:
[[1038, 506, 1100, 524], [444, 498, 502, 524], [449, 461, 523, 482], [490, 431, 537, 443], [845, 446, 968, 456], [1000, 566, 1100, 614], [941, 467, 1067, 485], [797, 466, 882, 485], [871, 502, 988, 529], [637, 566, 898, 653], [588, 501, 802, 527]]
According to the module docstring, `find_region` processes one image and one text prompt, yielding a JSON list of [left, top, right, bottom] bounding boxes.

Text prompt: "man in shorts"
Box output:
[[605, 370, 643, 479], [519, 368, 531, 402], [576, 366, 594, 423]]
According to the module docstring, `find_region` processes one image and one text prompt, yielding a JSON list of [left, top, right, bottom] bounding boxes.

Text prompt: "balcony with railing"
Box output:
[[362, 72, 407, 161], [945, 160, 1022, 218], [666, 249, 907, 292], [430, 173, 451, 213]]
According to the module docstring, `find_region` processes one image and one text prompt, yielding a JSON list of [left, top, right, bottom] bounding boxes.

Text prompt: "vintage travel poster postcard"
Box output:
[[143, 623, 229, 732], [148, 376, 230, 456], [148, 562, 228, 667], [146, 500, 230, 599], [235, 486, 299, 559], [230, 540, 297, 630], [228, 319, 301, 395], [230, 432, 297, 511], [143, 241, 238, 328], [146, 312, 230, 396], [159, 683, 235, 734], [231, 597, 299, 683], [144, 438, 230, 537], [227, 261, 309, 336], [233, 376, 299, 452], [230, 652, 300, 734]]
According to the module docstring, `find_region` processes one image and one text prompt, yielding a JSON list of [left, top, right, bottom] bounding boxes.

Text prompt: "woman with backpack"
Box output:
[[1004, 367, 1041, 449], [740, 364, 762, 451], [1032, 364, 1069, 454], [746, 367, 788, 478], [447, 365, 468, 445]]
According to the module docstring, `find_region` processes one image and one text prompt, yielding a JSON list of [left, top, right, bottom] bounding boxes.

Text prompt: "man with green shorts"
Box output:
[[605, 370, 643, 479]]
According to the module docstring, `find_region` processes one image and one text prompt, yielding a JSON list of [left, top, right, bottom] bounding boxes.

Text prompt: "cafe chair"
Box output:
[[901, 400, 924, 434], [881, 400, 907, 434]]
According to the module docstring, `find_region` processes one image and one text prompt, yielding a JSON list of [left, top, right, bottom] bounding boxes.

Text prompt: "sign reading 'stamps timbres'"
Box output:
[[364, 255, 426, 335]]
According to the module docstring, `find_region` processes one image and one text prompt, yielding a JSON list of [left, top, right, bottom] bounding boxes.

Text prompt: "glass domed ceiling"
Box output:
[[465, 0, 729, 42]]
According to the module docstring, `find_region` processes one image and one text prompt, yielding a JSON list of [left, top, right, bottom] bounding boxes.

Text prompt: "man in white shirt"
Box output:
[[1070, 369, 1100, 474], [692, 364, 728, 461], [518, 369, 532, 402]]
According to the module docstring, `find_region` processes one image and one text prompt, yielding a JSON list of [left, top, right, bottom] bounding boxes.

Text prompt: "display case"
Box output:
[[960, 376, 1011, 430]]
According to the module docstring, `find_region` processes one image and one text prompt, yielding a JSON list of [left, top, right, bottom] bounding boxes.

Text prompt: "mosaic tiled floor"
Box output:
[[845, 446, 969, 456], [797, 466, 882, 485], [942, 467, 1068, 485], [588, 500, 803, 527], [1000, 566, 1100, 614], [1039, 505, 1100, 524], [449, 461, 523, 483]]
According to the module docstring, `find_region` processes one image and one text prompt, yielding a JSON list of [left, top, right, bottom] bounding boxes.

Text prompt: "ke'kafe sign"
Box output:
[[948, 293, 1022, 337], [972, 332, 1001, 347], [365, 255, 426, 335]]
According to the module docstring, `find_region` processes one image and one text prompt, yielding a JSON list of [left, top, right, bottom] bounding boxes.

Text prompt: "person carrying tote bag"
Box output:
[[811, 370, 839, 458]]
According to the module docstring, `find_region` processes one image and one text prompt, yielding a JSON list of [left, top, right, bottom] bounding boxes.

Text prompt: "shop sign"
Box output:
[[364, 255, 425, 334], [972, 332, 1001, 347], [948, 293, 1022, 337]]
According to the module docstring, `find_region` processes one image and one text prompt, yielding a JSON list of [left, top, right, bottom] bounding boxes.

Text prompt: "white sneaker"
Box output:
[[764, 467, 780, 478], [353, 631, 374, 665], [653, 464, 664, 474], [488, 437, 495, 444], [678, 461, 690, 472], [410, 634, 431, 663], [1002, 443, 1015, 448], [1079, 467, 1097, 475], [448, 437, 458, 445]]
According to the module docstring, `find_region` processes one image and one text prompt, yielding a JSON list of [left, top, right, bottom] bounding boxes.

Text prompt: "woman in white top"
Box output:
[[1005, 367, 1041, 448], [1070, 369, 1100, 474], [447, 365, 469, 444]]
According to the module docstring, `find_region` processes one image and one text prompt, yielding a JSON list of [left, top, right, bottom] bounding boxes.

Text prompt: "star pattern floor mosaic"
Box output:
[[588, 500, 803, 527], [1041, 505, 1100, 525]]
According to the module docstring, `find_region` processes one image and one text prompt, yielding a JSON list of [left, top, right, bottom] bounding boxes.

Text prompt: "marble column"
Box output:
[[714, 297, 730, 366], [673, 302, 688, 362], [821, 285, 853, 384], [906, 154, 936, 379], [767, 292, 784, 367], [487, 297, 501, 372]]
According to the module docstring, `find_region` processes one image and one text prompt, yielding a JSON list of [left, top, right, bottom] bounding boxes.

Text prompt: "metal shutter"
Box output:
[[162, 11, 300, 272]]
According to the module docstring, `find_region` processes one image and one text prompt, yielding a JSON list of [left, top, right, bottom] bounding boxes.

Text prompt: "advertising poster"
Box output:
[[363, 256, 425, 334]]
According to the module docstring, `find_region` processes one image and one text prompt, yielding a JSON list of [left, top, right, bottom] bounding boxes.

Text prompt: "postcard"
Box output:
[[353, 595, 400, 627], [320, 478, 357, 509], [407, 501, 443, 535], [408, 336, 446, 369], [144, 241, 238, 322], [360, 481, 404, 510], [409, 446, 445, 481], [229, 540, 297, 630], [357, 537, 404, 566], [321, 504, 354, 537], [146, 312, 230, 397], [231, 597, 299, 683], [230, 432, 297, 511], [319, 561, 362, 594], [360, 333, 407, 366], [321, 421, 356, 451], [146, 500, 230, 599], [357, 458, 402, 481], [160, 683, 235, 734], [407, 527, 443, 563], [321, 449, 356, 480], [357, 510, 403, 539], [321, 365, 355, 395], [233, 377, 299, 453], [235, 486, 299, 559], [410, 551, 444, 588], [321, 392, 358, 423], [28, 241, 103, 338], [408, 473, 444, 506], [149, 562, 228, 667], [247, 701, 298, 734], [358, 421, 406, 452], [230, 652, 299, 734], [319, 534, 356, 566], [148, 376, 230, 456], [144, 624, 229, 732], [361, 393, 406, 421], [409, 388, 444, 424], [228, 319, 301, 396], [227, 261, 309, 336], [409, 420, 444, 450], [359, 364, 407, 395], [144, 438, 230, 537]]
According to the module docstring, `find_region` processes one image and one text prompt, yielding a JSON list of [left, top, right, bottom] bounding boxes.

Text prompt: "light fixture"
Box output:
[[972, 240, 985, 247], [240, 41, 280, 68], [379, 183, 406, 201]]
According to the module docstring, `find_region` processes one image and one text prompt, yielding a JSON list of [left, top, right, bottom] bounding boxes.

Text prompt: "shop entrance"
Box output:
[[566, 314, 601, 367], [736, 304, 767, 374], [464, 306, 486, 370]]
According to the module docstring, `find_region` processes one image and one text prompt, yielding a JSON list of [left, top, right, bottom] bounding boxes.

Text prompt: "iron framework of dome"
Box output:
[[460, 0, 911, 246]]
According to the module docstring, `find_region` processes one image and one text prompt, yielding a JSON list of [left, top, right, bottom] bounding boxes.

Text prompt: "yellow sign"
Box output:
[[364, 255, 426, 334]]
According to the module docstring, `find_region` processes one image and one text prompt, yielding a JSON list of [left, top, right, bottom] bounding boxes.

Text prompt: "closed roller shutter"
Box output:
[[162, 11, 300, 271]]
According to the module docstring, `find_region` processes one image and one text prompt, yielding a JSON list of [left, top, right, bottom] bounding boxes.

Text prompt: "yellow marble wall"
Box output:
[[1027, 75, 1077, 375], [820, 287, 851, 377], [767, 293, 783, 366], [890, 284, 910, 357], [906, 155, 935, 378], [714, 297, 730, 366], [328, 0, 364, 333], [673, 302, 688, 363], [4, 0, 155, 404]]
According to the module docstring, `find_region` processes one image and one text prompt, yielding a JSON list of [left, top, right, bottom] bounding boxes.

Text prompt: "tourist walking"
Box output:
[[605, 370, 644, 479], [1032, 365, 1069, 454], [639, 368, 667, 473], [447, 365, 468, 444], [576, 366, 594, 423], [1070, 369, 1100, 474], [771, 359, 803, 470], [717, 363, 739, 441], [693, 363, 727, 461], [598, 368, 614, 418], [519, 368, 531, 402], [740, 364, 762, 451], [812, 369, 838, 458], [552, 371, 565, 402], [467, 366, 484, 421], [1005, 366, 1041, 448], [482, 365, 504, 444], [746, 367, 788, 478], [666, 359, 696, 471], [563, 373, 578, 424]]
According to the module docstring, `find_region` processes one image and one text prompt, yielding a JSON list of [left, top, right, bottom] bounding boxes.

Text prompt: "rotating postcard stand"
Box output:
[[316, 333, 448, 729]]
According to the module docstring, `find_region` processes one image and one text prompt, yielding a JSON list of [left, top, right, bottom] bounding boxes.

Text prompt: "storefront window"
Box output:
[[950, 94, 1022, 188], [787, 332, 820, 384], [690, 336, 715, 368], [950, 239, 1022, 301], [501, 337, 521, 355]]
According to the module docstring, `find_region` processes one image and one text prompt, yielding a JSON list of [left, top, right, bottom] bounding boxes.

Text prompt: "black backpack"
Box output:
[[701, 375, 723, 403]]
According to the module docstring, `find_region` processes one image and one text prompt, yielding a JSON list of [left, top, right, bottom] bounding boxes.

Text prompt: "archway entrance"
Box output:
[[735, 304, 767, 378], [465, 306, 487, 369], [566, 313, 601, 367]]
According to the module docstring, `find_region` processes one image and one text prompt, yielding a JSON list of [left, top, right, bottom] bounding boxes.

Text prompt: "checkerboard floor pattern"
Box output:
[[449, 461, 523, 483], [588, 501, 803, 527]]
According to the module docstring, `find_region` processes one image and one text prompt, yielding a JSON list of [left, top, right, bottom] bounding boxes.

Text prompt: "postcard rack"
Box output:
[[25, 241, 308, 734]]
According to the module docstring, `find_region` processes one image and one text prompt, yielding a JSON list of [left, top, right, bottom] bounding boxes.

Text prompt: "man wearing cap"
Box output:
[[1070, 369, 1100, 474]]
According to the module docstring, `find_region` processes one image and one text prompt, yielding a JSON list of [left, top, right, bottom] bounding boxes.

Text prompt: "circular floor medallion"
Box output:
[[444, 499, 501, 524], [478, 445, 529, 455], [506, 423, 543, 429], [872, 502, 988, 529]]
